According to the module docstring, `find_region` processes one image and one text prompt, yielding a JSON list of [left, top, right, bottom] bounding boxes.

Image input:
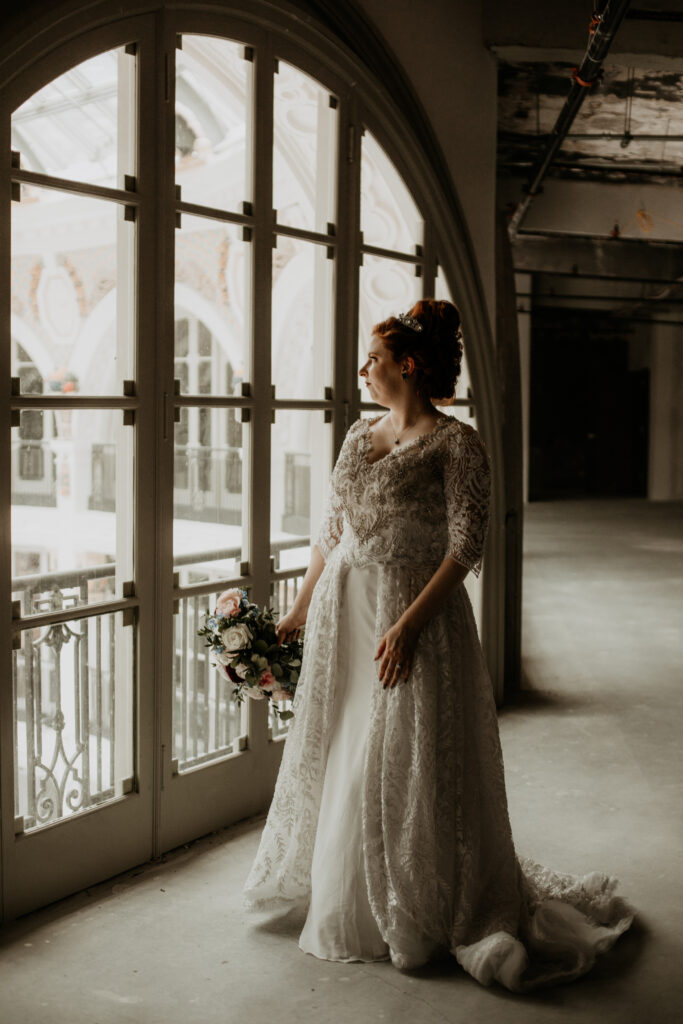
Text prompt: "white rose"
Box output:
[[244, 685, 265, 700], [215, 661, 249, 682], [221, 624, 252, 653], [215, 650, 233, 665]]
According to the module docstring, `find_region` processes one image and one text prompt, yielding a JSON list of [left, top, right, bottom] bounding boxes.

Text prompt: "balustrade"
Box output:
[[13, 539, 307, 825], [13, 565, 121, 830]]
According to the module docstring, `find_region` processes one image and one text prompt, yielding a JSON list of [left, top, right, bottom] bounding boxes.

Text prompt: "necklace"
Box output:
[[389, 411, 442, 446], [390, 414, 418, 446]]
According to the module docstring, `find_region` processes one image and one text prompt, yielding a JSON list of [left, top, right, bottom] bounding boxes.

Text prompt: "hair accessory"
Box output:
[[397, 312, 423, 333]]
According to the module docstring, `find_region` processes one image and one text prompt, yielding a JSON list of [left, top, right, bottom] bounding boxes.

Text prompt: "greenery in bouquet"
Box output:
[[198, 588, 303, 721]]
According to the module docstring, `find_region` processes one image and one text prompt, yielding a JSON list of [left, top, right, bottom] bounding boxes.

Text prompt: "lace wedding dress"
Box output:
[[244, 415, 633, 991]]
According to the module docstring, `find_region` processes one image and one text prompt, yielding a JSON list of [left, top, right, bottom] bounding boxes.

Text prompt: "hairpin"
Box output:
[[397, 312, 423, 333]]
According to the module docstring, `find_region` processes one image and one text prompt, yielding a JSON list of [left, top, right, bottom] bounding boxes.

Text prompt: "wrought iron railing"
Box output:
[[174, 588, 243, 769], [12, 539, 310, 824], [12, 565, 121, 831]]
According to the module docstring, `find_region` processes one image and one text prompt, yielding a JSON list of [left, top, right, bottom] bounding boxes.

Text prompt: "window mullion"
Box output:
[[148, 14, 179, 853], [249, 38, 275, 606], [0, 110, 17, 902], [245, 36, 276, 750], [333, 92, 362, 453]]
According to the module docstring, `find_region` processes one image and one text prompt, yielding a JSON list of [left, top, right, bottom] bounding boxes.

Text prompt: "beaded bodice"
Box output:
[[317, 414, 490, 575]]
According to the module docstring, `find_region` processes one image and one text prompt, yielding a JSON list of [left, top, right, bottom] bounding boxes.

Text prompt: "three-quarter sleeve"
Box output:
[[442, 425, 491, 577], [316, 478, 345, 561], [314, 419, 362, 561]]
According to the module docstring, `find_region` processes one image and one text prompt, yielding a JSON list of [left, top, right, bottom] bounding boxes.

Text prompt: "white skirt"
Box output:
[[286, 563, 634, 983], [298, 563, 390, 963]]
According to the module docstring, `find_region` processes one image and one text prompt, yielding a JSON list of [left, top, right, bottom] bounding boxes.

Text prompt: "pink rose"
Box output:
[[259, 670, 276, 692], [271, 689, 292, 703], [215, 588, 242, 618]]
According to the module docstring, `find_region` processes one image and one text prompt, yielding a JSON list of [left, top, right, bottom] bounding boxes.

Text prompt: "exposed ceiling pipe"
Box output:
[[507, 0, 632, 238]]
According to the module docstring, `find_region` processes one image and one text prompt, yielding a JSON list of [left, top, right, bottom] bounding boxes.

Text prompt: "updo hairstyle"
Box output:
[[373, 298, 463, 402]]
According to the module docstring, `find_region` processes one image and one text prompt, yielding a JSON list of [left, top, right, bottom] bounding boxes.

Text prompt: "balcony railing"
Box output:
[[173, 540, 307, 767], [12, 539, 308, 825]]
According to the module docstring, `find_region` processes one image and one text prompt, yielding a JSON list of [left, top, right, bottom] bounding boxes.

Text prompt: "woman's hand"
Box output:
[[275, 608, 306, 645], [374, 617, 420, 689], [275, 544, 325, 645]]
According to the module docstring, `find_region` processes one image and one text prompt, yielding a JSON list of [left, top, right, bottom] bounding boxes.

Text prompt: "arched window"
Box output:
[[0, 3, 499, 920]]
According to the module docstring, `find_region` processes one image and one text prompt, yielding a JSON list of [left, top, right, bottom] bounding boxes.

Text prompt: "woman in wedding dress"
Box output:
[[244, 299, 632, 991]]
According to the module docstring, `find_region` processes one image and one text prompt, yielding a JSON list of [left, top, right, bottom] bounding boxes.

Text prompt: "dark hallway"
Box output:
[[529, 311, 649, 501]]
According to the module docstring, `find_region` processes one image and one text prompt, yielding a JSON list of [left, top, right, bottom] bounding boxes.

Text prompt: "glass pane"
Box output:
[[273, 61, 337, 232], [272, 236, 334, 399], [271, 409, 332, 570], [175, 37, 252, 213], [361, 131, 423, 253], [358, 254, 421, 375], [173, 407, 245, 583], [175, 215, 250, 394], [173, 590, 245, 772], [11, 187, 136, 394], [13, 610, 134, 832], [12, 410, 133, 613], [11, 48, 135, 188]]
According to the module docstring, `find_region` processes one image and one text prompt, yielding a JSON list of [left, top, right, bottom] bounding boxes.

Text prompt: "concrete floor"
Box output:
[[1, 499, 681, 1024]]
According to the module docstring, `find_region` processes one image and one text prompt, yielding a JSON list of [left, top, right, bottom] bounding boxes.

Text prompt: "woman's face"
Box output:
[[359, 334, 402, 406]]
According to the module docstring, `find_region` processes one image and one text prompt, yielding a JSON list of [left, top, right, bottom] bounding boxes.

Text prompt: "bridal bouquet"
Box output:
[[198, 588, 302, 721]]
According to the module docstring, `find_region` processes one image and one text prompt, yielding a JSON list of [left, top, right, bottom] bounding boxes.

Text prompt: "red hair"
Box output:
[[373, 298, 463, 401]]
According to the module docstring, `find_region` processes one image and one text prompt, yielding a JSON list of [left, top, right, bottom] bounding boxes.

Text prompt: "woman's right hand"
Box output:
[[275, 545, 324, 644], [275, 608, 306, 645]]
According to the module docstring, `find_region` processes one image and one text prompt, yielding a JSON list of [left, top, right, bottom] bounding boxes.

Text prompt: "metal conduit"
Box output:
[[507, 0, 632, 238]]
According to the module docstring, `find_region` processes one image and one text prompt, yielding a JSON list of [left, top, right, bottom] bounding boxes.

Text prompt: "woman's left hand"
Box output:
[[374, 618, 420, 689]]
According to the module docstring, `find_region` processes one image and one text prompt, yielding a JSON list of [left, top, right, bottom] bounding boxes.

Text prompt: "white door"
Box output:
[[157, 22, 340, 850], [1, 20, 157, 919]]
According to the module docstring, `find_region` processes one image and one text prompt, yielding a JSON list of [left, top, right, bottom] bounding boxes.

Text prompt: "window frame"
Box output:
[[0, 0, 504, 922]]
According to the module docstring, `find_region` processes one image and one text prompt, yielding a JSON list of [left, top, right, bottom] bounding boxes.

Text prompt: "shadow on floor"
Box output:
[[249, 903, 307, 937], [499, 680, 602, 717]]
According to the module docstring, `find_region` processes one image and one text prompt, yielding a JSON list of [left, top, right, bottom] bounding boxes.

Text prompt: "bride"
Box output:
[[243, 298, 632, 991]]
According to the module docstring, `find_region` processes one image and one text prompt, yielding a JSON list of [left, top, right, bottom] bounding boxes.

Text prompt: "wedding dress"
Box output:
[[244, 414, 633, 991]]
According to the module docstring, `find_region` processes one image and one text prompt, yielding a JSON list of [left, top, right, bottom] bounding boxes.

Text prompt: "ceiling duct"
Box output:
[[507, 0, 632, 238]]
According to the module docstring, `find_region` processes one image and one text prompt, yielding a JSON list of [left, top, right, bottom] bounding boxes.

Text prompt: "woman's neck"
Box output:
[[387, 396, 438, 435]]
